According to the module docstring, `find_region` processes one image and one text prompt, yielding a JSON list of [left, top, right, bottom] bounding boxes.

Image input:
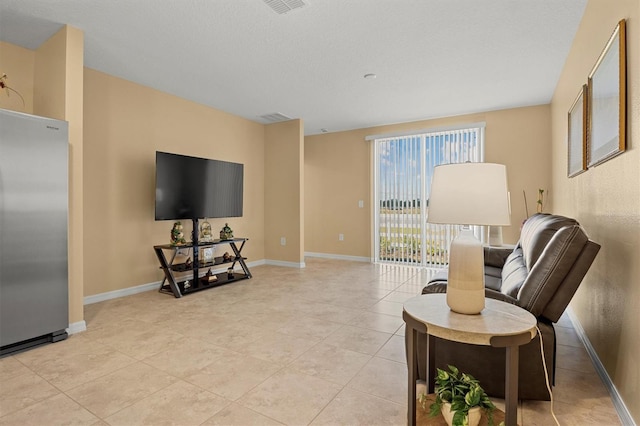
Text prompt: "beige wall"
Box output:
[[305, 105, 551, 258], [305, 129, 372, 258], [264, 119, 305, 264], [83, 68, 266, 296], [0, 41, 34, 113], [34, 30, 68, 120], [550, 0, 639, 422]]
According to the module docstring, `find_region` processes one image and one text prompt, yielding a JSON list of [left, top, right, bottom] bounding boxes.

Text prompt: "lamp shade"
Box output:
[[427, 163, 511, 226]]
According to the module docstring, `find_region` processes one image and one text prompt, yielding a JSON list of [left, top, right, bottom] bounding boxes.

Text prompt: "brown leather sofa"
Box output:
[[407, 213, 600, 400]]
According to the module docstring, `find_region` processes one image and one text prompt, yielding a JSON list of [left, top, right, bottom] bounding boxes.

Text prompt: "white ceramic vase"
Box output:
[[440, 403, 482, 426]]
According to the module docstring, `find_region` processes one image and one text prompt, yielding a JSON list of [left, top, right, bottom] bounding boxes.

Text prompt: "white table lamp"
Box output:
[[428, 163, 511, 314]]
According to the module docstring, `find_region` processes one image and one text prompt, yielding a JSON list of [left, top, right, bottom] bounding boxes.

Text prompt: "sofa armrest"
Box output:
[[485, 289, 518, 305], [484, 246, 515, 268], [422, 281, 447, 294], [423, 283, 519, 306]]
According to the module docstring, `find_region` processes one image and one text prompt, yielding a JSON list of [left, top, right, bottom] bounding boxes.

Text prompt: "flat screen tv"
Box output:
[[155, 151, 243, 220]]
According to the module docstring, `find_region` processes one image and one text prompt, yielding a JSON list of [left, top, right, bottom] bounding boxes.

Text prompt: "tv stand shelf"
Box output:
[[153, 238, 251, 298]]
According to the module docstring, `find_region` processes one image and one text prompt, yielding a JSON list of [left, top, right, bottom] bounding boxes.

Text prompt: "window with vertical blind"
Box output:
[[371, 124, 485, 266]]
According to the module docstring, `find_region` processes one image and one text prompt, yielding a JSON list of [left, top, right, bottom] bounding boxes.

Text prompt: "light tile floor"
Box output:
[[0, 258, 621, 425]]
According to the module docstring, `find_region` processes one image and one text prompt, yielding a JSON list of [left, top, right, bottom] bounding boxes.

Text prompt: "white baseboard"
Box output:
[[304, 251, 371, 263], [265, 259, 306, 268], [566, 307, 635, 425], [246, 259, 266, 268], [84, 281, 160, 305], [66, 320, 86, 335]]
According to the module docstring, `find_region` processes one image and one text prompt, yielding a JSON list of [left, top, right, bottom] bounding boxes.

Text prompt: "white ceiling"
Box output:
[[0, 0, 587, 135]]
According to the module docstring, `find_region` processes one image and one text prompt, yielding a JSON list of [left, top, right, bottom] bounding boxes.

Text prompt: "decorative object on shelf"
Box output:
[[184, 280, 191, 289], [420, 365, 496, 426], [427, 163, 511, 314], [220, 223, 234, 240], [206, 268, 217, 282], [588, 19, 626, 167], [536, 189, 545, 213], [227, 268, 234, 279], [201, 247, 214, 264], [223, 252, 232, 262], [568, 84, 588, 177], [199, 220, 213, 243], [184, 257, 192, 269], [0, 73, 26, 107], [170, 221, 187, 245]]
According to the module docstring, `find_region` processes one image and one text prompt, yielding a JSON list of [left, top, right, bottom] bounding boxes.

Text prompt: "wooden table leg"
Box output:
[[407, 325, 417, 426], [427, 334, 436, 394], [504, 345, 519, 426]]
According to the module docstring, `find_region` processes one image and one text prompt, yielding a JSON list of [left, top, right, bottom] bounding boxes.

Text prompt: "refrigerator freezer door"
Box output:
[[0, 109, 69, 348]]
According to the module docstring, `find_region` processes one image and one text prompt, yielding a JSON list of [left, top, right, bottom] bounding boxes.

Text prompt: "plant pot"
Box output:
[[440, 403, 482, 426]]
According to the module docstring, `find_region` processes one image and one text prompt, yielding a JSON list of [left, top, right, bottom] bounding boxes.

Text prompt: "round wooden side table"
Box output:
[[403, 293, 537, 426]]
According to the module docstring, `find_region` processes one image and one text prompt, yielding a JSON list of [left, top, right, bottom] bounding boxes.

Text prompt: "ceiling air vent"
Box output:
[[259, 112, 293, 123], [262, 0, 306, 15]]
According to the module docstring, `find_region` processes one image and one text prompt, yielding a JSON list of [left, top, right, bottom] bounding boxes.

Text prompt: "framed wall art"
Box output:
[[568, 85, 587, 177], [587, 19, 626, 167]]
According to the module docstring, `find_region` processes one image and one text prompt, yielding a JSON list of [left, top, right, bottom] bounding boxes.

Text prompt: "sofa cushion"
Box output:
[[499, 248, 528, 298], [483, 246, 514, 269], [484, 266, 503, 291]]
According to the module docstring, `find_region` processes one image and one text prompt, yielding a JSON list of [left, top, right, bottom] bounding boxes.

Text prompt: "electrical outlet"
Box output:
[[280, 237, 286, 246], [339, 234, 344, 241], [358, 200, 364, 208]]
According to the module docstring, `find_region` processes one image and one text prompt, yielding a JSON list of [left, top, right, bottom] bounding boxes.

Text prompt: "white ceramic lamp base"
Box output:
[[489, 225, 504, 246], [446, 227, 485, 314]]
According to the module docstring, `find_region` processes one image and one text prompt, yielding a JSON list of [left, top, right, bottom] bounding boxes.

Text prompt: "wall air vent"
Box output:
[[258, 112, 293, 123], [262, 0, 306, 15]]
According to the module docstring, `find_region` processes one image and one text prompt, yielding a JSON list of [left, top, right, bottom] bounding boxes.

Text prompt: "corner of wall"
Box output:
[[34, 25, 85, 325], [264, 119, 305, 263]]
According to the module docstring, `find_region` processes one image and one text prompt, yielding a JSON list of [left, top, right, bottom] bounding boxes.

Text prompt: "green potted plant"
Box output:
[[419, 365, 498, 426]]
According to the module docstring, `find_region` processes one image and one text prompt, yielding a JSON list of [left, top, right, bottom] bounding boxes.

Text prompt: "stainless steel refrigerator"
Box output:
[[0, 108, 69, 355]]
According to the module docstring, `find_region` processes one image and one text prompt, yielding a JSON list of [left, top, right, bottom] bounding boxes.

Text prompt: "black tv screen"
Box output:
[[155, 151, 243, 220]]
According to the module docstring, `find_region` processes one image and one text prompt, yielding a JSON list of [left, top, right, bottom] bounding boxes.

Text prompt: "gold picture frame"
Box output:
[[568, 84, 588, 177], [587, 19, 626, 167]]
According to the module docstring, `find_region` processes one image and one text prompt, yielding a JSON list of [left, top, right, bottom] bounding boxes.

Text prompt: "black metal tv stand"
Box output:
[[153, 219, 251, 298]]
